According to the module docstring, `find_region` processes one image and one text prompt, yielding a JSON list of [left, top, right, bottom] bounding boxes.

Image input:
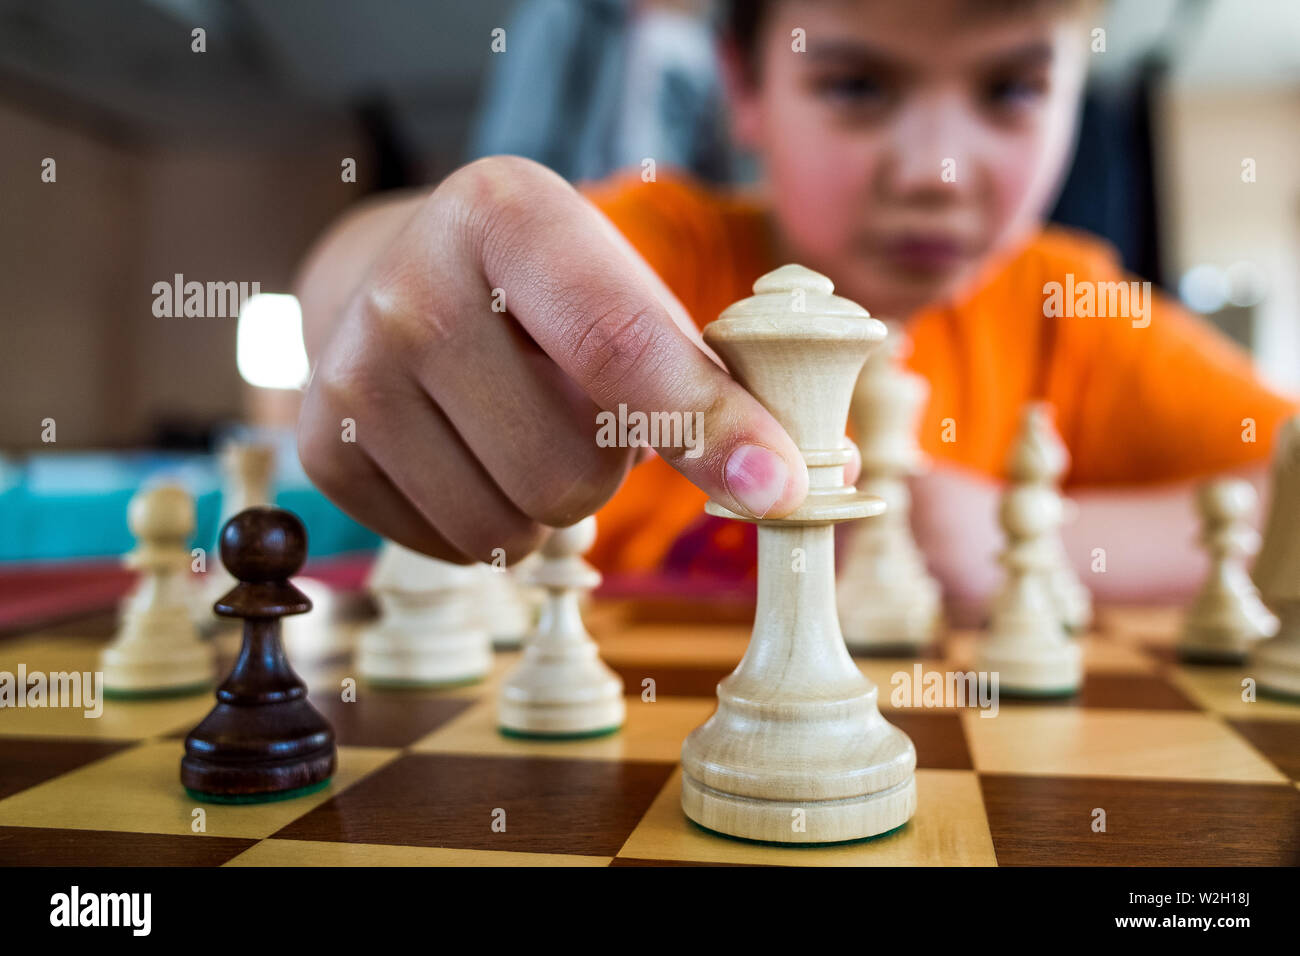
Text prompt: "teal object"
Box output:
[[0, 450, 378, 564]]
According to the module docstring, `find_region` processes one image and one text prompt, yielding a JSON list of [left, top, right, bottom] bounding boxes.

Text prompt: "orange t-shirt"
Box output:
[[581, 171, 1297, 576]]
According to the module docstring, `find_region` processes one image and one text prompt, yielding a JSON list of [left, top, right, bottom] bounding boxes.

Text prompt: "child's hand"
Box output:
[[297, 156, 809, 564]]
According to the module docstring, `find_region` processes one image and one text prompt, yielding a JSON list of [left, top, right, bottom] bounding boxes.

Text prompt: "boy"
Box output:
[[294, 0, 1295, 605]]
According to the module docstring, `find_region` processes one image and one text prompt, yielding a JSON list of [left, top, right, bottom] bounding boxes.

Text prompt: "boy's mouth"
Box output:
[[876, 234, 971, 273]]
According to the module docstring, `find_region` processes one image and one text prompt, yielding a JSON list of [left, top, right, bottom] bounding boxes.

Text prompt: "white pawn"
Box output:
[[1179, 480, 1277, 663], [101, 485, 217, 696], [475, 561, 537, 651], [1248, 416, 1300, 700], [1008, 403, 1092, 634], [498, 517, 624, 738], [203, 441, 340, 654], [838, 325, 943, 653], [201, 441, 276, 614], [358, 541, 492, 687], [978, 441, 1083, 697]]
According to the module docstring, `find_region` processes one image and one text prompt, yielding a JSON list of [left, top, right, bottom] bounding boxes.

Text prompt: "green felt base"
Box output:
[[365, 674, 485, 690], [185, 778, 332, 805], [686, 816, 910, 848], [1258, 684, 1300, 704], [1178, 650, 1247, 667], [848, 643, 939, 660], [499, 724, 622, 741], [103, 681, 212, 701]]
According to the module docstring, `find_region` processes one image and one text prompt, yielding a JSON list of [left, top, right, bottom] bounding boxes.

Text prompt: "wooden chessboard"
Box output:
[[2, 595, 1298, 867]]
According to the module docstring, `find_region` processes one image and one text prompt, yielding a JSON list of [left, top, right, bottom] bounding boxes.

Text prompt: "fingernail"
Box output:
[[724, 444, 789, 519]]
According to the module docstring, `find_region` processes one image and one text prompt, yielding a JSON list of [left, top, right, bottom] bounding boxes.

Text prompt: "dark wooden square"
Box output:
[[0, 826, 256, 866], [1000, 674, 1199, 711], [608, 663, 730, 699], [980, 774, 1300, 866], [1227, 719, 1300, 781], [310, 692, 475, 748], [0, 737, 133, 801], [271, 753, 674, 856], [888, 712, 973, 770]]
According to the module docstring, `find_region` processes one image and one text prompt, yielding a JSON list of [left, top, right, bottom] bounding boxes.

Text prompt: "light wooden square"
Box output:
[[225, 840, 611, 867], [960, 708, 1287, 782], [616, 768, 997, 866], [1170, 665, 1300, 721], [409, 696, 716, 763], [0, 739, 398, 838]]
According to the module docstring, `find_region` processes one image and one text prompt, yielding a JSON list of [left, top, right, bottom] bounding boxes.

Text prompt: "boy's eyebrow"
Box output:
[[974, 41, 1056, 71], [804, 39, 909, 74], [804, 39, 1056, 74]]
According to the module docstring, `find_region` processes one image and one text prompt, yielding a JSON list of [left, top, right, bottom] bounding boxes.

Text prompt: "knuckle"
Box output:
[[457, 516, 546, 566], [515, 454, 630, 527], [434, 156, 561, 261], [569, 297, 664, 398], [359, 277, 453, 356], [296, 420, 352, 503]]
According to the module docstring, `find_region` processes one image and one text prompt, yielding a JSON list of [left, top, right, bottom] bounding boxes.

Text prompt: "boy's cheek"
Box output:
[[769, 145, 870, 253]]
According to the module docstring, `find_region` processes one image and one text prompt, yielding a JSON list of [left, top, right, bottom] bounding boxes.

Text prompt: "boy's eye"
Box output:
[[984, 74, 1049, 112], [811, 73, 891, 111]]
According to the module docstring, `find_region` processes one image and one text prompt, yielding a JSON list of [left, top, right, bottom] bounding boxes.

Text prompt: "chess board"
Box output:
[[2, 594, 1298, 867]]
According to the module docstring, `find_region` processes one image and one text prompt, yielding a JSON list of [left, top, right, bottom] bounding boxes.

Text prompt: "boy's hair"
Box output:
[[725, 0, 1097, 75]]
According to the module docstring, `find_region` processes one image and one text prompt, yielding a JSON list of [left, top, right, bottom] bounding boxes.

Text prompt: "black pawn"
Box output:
[[181, 507, 336, 803]]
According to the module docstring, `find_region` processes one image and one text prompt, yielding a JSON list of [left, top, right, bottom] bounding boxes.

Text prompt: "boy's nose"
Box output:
[[880, 91, 978, 199]]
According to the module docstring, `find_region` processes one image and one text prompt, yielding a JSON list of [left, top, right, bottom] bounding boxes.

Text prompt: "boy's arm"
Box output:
[[1051, 249, 1297, 486], [910, 462, 1271, 623]]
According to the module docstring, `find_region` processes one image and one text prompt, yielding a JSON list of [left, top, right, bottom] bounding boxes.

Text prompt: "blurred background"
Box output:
[[1, 0, 1298, 564]]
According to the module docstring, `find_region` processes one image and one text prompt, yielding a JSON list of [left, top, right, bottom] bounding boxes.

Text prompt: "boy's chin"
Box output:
[[844, 265, 974, 320]]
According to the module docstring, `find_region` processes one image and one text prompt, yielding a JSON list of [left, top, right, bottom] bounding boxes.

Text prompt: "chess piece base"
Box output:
[[689, 817, 910, 847], [358, 623, 492, 687], [104, 681, 212, 700], [499, 723, 621, 741], [978, 637, 1082, 696], [841, 600, 943, 656], [1177, 644, 1248, 666], [1253, 634, 1300, 700], [680, 665, 918, 844], [181, 698, 337, 802], [681, 770, 917, 845], [497, 572, 625, 736], [185, 778, 331, 805], [497, 676, 625, 737], [1178, 613, 1275, 666], [100, 638, 216, 696]]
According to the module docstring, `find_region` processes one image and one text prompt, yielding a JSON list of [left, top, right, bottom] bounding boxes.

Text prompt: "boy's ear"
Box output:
[[718, 35, 763, 149]]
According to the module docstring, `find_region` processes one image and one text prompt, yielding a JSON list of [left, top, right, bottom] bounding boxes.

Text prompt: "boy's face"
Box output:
[[728, 0, 1091, 318]]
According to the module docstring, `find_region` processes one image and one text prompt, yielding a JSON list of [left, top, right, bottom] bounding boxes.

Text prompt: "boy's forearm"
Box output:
[[908, 464, 1272, 623]]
